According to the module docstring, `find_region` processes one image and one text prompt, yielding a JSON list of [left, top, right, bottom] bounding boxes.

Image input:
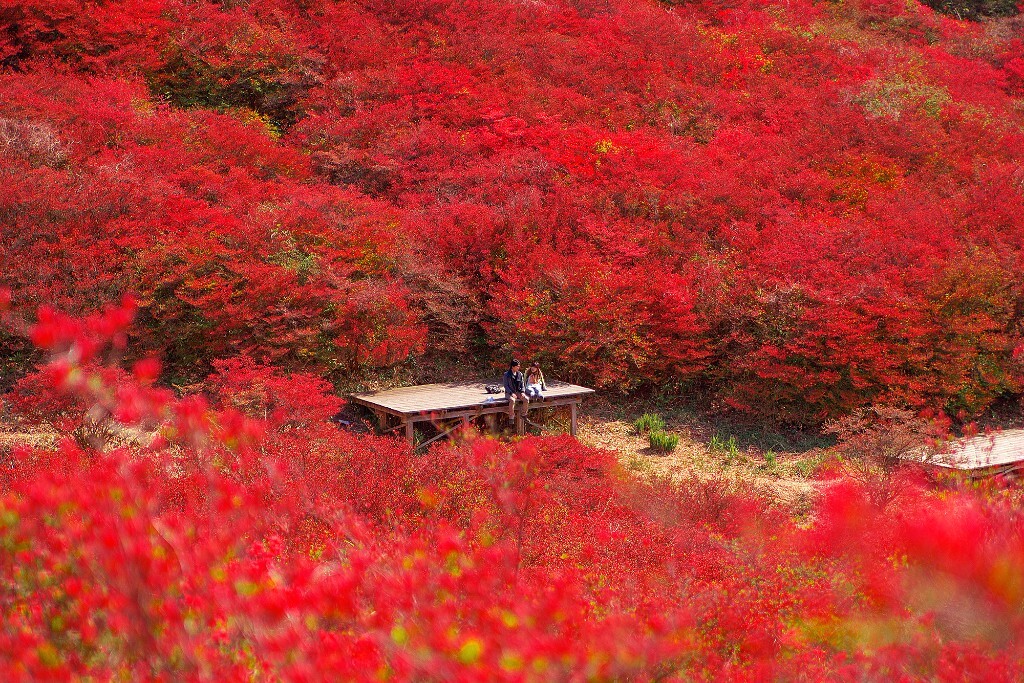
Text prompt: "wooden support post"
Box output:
[[405, 420, 414, 447], [414, 420, 464, 452], [570, 402, 578, 437], [515, 409, 525, 436]]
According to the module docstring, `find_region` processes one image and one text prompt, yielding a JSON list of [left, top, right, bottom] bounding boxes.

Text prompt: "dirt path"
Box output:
[[2, 402, 832, 512], [0, 430, 57, 451], [0, 424, 155, 454], [576, 401, 830, 511]]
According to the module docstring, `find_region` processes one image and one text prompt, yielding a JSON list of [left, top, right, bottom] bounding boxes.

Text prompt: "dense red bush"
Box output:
[[3, 0, 1024, 421], [4, 0, 1024, 673], [0, 69, 425, 380], [2, 303, 1023, 679]]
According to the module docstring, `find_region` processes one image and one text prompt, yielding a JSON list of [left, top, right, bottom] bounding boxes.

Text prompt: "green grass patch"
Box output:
[[648, 430, 679, 453], [710, 434, 740, 460], [634, 412, 666, 435]]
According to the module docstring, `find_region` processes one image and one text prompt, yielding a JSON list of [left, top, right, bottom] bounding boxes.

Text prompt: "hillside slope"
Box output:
[[2, 0, 1024, 423]]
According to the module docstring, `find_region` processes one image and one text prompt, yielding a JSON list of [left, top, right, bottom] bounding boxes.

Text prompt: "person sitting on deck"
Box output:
[[524, 361, 546, 398], [503, 359, 528, 418]]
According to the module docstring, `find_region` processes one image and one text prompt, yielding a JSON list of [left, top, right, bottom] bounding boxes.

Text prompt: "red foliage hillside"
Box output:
[[2, 0, 1024, 423]]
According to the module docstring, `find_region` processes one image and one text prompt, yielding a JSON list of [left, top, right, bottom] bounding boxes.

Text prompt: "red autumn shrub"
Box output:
[[204, 355, 343, 429], [2, 303, 1023, 680], [487, 252, 710, 390], [3, 0, 1024, 423], [0, 69, 425, 381]]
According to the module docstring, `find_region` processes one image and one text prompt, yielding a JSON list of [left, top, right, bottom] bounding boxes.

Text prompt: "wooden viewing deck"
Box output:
[[928, 429, 1024, 477], [349, 380, 594, 448]]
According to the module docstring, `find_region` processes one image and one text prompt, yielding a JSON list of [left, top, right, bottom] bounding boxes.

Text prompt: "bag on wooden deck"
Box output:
[[484, 384, 503, 394]]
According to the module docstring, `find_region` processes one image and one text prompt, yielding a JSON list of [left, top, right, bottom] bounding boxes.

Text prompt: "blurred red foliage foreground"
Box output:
[[1, 301, 1023, 680]]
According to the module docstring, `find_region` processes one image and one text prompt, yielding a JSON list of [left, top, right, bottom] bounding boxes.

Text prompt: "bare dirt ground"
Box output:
[[575, 398, 833, 512], [0, 423, 157, 455], [1, 398, 836, 515], [0, 429, 57, 451]]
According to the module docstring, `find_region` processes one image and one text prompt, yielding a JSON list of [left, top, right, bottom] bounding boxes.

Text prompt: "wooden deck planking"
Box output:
[[350, 380, 594, 416], [929, 429, 1024, 473]]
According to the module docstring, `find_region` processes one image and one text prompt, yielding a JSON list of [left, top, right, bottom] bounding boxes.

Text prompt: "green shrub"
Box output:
[[792, 452, 827, 479], [710, 434, 740, 460], [148, 25, 311, 132], [634, 412, 665, 435], [921, 0, 1017, 20], [764, 450, 778, 469], [649, 430, 679, 453]]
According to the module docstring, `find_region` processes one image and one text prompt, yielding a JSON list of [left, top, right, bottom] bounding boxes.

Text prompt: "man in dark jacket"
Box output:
[[503, 359, 528, 418]]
